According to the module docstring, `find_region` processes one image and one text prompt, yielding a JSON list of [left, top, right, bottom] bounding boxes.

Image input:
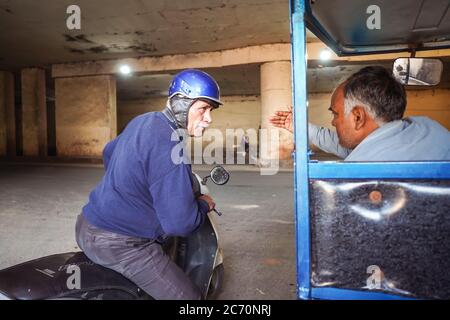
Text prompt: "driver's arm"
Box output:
[[308, 123, 352, 159]]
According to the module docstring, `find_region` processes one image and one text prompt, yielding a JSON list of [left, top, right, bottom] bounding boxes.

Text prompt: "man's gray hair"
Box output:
[[343, 90, 385, 125], [341, 66, 407, 124]]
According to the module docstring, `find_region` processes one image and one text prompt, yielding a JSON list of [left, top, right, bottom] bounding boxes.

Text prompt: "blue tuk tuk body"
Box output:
[[290, 0, 450, 300]]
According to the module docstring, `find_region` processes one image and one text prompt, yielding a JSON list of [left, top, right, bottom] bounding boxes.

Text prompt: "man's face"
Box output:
[[187, 100, 214, 137], [329, 85, 359, 149]]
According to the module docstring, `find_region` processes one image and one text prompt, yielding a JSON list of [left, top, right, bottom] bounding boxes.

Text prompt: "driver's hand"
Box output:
[[198, 194, 216, 211], [269, 106, 293, 133]]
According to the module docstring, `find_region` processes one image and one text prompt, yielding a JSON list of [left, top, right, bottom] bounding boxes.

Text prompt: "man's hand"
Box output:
[[269, 106, 293, 133], [198, 194, 215, 211]]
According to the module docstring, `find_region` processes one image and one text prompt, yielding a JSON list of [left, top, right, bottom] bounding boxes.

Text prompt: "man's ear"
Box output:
[[351, 106, 366, 130]]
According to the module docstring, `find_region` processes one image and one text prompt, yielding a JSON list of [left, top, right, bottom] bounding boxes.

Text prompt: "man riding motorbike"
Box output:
[[75, 69, 222, 300]]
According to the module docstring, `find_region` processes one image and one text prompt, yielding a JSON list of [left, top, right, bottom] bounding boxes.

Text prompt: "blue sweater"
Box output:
[[82, 112, 209, 240]]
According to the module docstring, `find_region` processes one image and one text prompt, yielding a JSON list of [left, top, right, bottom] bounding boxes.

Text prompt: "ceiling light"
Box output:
[[119, 65, 131, 75], [319, 49, 332, 61]]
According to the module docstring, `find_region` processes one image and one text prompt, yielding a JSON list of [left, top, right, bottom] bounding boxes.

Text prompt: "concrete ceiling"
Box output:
[[116, 64, 365, 100], [117, 64, 261, 100], [2, 0, 448, 97], [116, 60, 450, 100], [0, 0, 318, 70]]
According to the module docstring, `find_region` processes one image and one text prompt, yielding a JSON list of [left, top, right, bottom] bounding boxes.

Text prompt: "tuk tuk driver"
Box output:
[[270, 66, 450, 161]]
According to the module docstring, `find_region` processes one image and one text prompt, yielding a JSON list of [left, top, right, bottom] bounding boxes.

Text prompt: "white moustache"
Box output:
[[196, 123, 209, 129]]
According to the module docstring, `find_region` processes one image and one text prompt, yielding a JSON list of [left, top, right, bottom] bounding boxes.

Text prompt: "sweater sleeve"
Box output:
[[148, 164, 206, 237], [308, 123, 352, 159]]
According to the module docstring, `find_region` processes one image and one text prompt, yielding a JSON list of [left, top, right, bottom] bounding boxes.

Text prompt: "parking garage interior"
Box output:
[[1, 0, 450, 300]]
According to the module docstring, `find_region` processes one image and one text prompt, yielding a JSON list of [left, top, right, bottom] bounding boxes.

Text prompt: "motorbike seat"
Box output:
[[0, 252, 151, 300]]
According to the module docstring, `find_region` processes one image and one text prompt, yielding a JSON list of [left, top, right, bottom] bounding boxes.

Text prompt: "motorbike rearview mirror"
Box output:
[[210, 166, 230, 185], [202, 165, 230, 185]]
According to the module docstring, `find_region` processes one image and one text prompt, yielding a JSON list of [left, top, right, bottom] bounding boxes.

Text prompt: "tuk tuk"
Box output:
[[290, 0, 450, 299]]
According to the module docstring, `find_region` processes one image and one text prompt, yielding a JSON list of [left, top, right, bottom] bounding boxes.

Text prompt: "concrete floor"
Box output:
[[0, 163, 296, 300]]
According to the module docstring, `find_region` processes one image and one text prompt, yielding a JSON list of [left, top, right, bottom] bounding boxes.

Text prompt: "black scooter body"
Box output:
[[0, 217, 219, 300]]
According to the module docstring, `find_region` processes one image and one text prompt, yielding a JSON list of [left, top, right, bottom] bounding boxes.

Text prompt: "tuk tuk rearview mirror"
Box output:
[[393, 58, 443, 86]]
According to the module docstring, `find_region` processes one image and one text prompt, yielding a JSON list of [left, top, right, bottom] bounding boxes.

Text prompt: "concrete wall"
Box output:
[[308, 92, 333, 129], [404, 89, 450, 129], [118, 95, 261, 135], [118, 97, 165, 133], [0, 72, 15, 157], [55, 75, 116, 158], [21, 68, 47, 157], [0, 73, 7, 156], [209, 95, 261, 135]]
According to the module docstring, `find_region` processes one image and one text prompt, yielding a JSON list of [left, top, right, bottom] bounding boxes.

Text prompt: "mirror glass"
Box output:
[[393, 58, 443, 86], [210, 166, 230, 185]]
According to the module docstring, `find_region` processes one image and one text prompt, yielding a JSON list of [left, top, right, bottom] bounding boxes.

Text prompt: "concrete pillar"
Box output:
[[21, 68, 47, 157], [260, 61, 294, 166], [55, 75, 116, 158], [0, 71, 15, 157]]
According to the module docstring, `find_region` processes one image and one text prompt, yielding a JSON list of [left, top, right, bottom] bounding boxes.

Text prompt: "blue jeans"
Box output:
[[75, 214, 201, 300]]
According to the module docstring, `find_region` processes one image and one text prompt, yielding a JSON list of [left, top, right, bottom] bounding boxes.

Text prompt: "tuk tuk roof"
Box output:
[[305, 0, 450, 56]]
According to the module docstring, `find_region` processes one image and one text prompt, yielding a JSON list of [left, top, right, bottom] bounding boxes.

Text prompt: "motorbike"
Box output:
[[0, 165, 230, 300]]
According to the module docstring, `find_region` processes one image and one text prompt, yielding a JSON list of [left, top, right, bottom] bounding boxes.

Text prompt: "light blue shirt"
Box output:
[[309, 116, 450, 161]]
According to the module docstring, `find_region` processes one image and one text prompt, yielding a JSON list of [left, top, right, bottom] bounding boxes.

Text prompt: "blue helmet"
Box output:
[[168, 69, 222, 106]]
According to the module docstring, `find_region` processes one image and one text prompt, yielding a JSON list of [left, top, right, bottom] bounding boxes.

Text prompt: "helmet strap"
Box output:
[[166, 95, 195, 129]]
